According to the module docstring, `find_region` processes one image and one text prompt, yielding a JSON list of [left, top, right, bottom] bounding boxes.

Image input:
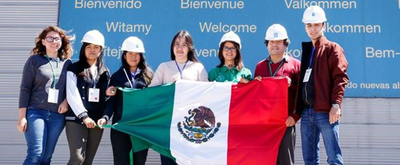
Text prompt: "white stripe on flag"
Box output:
[[170, 80, 232, 165]]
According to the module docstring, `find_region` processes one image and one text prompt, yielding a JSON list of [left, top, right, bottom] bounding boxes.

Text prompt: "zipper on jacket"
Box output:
[[304, 46, 315, 107], [304, 82, 311, 106]]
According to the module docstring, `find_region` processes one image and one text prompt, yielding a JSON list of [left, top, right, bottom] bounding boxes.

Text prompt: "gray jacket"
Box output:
[[19, 54, 71, 112]]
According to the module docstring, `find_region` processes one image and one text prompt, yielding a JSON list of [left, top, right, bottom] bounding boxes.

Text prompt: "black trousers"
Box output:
[[161, 155, 177, 165], [277, 125, 296, 165], [111, 129, 148, 165], [66, 121, 104, 165]]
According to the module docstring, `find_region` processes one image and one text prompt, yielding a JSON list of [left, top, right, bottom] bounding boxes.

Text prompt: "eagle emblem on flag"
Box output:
[[177, 106, 221, 144]]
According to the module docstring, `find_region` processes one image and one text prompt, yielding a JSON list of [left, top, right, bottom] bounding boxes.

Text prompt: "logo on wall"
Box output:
[[177, 106, 221, 144]]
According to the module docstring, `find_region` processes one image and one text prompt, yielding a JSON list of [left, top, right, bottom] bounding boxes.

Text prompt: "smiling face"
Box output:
[[267, 40, 286, 56], [42, 31, 62, 56], [305, 22, 325, 41], [124, 51, 141, 68], [84, 43, 102, 64], [222, 42, 237, 63], [173, 37, 189, 62]]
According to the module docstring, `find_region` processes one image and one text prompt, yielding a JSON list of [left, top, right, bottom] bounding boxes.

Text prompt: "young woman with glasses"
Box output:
[[17, 25, 73, 165], [208, 31, 252, 83]]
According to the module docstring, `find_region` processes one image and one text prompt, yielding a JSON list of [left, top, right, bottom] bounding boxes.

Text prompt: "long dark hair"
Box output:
[[217, 41, 244, 70], [121, 51, 154, 85], [74, 42, 107, 77], [31, 25, 74, 59], [170, 30, 198, 62]]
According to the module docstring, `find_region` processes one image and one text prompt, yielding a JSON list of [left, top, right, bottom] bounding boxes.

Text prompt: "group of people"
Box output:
[[17, 6, 348, 165]]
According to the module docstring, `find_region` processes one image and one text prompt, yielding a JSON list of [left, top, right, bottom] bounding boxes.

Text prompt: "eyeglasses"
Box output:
[[174, 43, 188, 49], [45, 36, 62, 43], [223, 47, 236, 52]]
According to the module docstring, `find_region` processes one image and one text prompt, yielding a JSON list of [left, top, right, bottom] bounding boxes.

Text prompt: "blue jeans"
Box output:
[[300, 108, 343, 165], [23, 108, 65, 165]]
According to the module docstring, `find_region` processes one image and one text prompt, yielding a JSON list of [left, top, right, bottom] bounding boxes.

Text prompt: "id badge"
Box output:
[[88, 88, 100, 102], [48, 88, 59, 104], [303, 68, 312, 82]]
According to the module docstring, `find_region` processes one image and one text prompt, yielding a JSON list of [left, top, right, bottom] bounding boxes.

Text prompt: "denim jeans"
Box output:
[[23, 108, 65, 165], [300, 108, 343, 165]]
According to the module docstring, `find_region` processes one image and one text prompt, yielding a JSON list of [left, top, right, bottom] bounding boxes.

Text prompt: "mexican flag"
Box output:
[[108, 79, 288, 165]]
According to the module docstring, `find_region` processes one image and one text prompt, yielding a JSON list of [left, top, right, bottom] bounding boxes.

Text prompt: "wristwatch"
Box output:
[[332, 104, 339, 109]]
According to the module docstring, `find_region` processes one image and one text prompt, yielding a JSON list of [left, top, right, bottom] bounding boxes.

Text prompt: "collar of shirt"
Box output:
[[130, 68, 142, 77], [220, 65, 239, 73], [90, 65, 98, 77]]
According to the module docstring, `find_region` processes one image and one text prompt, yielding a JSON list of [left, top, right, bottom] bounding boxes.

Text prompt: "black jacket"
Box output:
[[103, 67, 148, 124], [65, 62, 110, 123]]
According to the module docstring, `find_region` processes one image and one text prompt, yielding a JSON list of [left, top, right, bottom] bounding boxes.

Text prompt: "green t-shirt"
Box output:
[[208, 66, 252, 83]]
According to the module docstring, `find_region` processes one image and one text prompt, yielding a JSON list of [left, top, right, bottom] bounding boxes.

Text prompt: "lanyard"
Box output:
[[45, 55, 59, 88], [123, 68, 140, 89], [90, 67, 98, 88], [308, 47, 316, 68], [130, 71, 139, 88], [123, 68, 134, 88], [268, 58, 285, 77], [175, 60, 188, 79], [92, 78, 97, 88]]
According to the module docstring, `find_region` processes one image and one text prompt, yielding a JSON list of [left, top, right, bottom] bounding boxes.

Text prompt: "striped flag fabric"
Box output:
[[108, 79, 288, 165]]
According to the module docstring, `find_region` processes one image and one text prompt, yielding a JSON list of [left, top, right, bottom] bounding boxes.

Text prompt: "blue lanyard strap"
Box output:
[[308, 47, 316, 68], [268, 58, 285, 77], [130, 71, 139, 88], [91, 68, 98, 88], [45, 55, 58, 88], [92, 79, 97, 88], [175, 60, 188, 79]]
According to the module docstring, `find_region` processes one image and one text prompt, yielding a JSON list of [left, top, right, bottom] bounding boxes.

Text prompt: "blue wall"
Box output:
[[59, 0, 400, 97]]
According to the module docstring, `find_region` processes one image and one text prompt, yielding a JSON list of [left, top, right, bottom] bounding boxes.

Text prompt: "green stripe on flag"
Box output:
[[111, 83, 176, 160]]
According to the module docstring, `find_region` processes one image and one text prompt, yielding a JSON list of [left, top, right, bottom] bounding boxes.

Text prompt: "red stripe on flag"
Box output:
[[227, 78, 288, 165]]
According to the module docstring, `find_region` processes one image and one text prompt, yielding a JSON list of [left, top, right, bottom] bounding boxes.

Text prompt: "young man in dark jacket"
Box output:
[[296, 6, 349, 165]]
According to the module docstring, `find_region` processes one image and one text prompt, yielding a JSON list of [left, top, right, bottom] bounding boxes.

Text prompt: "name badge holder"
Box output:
[[303, 68, 312, 82], [88, 71, 100, 102], [48, 88, 59, 103], [46, 55, 59, 104], [88, 88, 100, 102], [303, 47, 315, 83]]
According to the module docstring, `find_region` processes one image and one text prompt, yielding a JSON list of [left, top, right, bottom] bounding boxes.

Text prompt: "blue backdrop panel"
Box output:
[[59, 0, 400, 97]]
